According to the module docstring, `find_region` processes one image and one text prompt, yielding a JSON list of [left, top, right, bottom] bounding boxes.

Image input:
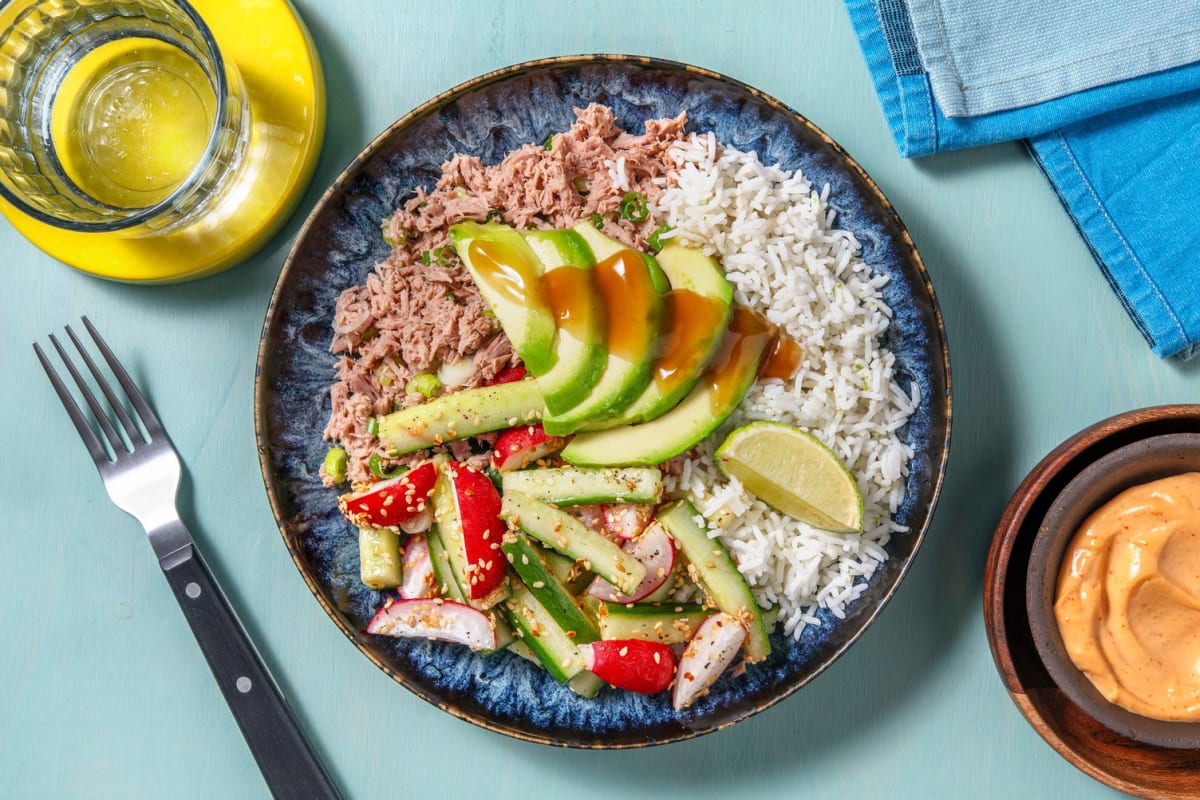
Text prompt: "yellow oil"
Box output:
[[51, 38, 216, 209]]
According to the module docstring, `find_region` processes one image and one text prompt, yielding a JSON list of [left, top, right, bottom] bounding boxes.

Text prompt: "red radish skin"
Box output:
[[602, 504, 654, 540], [339, 461, 438, 529], [492, 424, 566, 471], [672, 612, 747, 710], [446, 462, 507, 599], [399, 535, 436, 599], [579, 640, 676, 694], [365, 599, 497, 650], [587, 522, 676, 603], [485, 366, 527, 385]]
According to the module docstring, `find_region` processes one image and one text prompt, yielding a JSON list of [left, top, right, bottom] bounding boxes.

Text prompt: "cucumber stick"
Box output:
[[426, 525, 465, 601], [427, 525, 515, 653], [500, 491, 646, 595], [535, 543, 593, 595], [378, 379, 543, 456], [501, 531, 599, 643], [505, 582, 585, 684], [501, 466, 663, 506], [359, 527, 403, 589], [656, 499, 771, 662], [597, 602, 709, 645]]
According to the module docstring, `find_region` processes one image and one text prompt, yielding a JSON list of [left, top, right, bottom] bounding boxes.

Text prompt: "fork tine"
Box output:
[[48, 333, 125, 455], [65, 323, 141, 446], [33, 342, 109, 464], [81, 316, 165, 438]]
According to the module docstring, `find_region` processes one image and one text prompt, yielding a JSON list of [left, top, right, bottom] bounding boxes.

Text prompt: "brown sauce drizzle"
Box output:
[[541, 266, 596, 340], [469, 239, 548, 310], [592, 250, 656, 361], [760, 334, 802, 380], [707, 306, 775, 411], [654, 289, 729, 394]]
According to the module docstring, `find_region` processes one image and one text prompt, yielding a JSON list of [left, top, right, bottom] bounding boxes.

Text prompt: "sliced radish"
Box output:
[[672, 613, 747, 710], [398, 505, 434, 535], [446, 462, 506, 599], [602, 503, 653, 540], [492, 423, 566, 471], [587, 521, 675, 603], [339, 461, 438, 529], [485, 365, 527, 385], [399, 535, 436, 599], [579, 639, 676, 694], [570, 504, 606, 533], [365, 599, 497, 650]]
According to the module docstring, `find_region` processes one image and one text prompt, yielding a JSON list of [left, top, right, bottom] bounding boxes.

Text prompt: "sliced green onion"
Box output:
[[543, 133, 555, 150], [483, 466, 504, 490], [374, 364, 394, 387], [366, 416, 380, 436], [420, 250, 431, 266], [587, 212, 605, 230], [322, 448, 348, 483], [620, 191, 649, 223], [381, 222, 400, 247], [369, 452, 406, 480], [433, 245, 455, 266], [647, 223, 673, 252], [406, 372, 442, 398], [572, 176, 589, 195]]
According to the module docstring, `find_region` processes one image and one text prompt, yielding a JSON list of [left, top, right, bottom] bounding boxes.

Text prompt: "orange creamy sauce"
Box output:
[[1055, 472, 1200, 721]]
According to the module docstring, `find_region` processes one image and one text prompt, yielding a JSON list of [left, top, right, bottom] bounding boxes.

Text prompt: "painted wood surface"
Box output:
[[2, 1, 1198, 797]]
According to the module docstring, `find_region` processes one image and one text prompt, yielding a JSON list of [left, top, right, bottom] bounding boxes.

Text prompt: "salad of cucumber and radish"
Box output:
[[326, 221, 806, 708]]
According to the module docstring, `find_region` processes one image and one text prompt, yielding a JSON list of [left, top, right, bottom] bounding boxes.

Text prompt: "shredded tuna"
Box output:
[[325, 104, 688, 484]]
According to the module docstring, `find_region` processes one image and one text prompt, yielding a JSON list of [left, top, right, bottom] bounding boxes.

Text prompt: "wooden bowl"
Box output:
[[984, 405, 1200, 799], [1027, 433, 1200, 749]]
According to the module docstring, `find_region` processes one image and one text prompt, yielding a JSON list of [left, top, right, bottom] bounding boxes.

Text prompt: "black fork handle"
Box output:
[[159, 543, 341, 800]]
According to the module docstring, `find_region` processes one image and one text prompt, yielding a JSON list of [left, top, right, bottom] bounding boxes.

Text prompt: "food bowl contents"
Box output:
[[1055, 472, 1200, 721], [321, 105, 920, 703]]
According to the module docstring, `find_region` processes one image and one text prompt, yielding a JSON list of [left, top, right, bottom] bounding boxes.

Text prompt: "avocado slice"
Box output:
[[448, 221, 557, 375], [588, 241, 733, 428], [540, 223, 669, 435], [559, 306, 774, 466], [520, 229, 607, 414]]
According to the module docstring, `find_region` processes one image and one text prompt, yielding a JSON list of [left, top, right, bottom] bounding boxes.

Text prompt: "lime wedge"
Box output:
[[715, 421, 863, 533]]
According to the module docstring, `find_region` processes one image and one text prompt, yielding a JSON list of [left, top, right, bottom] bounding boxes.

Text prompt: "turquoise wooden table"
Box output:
[[3, 2, 1198, 797]]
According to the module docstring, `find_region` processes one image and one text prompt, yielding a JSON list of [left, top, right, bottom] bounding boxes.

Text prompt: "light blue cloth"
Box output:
[[845, 0, 1200, 358], [907, 0, 1200, 117], [1028, 94, 1200, 360]]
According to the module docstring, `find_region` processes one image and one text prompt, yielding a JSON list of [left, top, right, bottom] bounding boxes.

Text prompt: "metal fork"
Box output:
[[34, 318, 341, 800]]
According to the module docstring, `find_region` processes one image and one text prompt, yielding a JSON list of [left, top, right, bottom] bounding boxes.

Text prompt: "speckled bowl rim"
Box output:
[[1028, 433, 1200, 749], [253, 54, 953, 748]]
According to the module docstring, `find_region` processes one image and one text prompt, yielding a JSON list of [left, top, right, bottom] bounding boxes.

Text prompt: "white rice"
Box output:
[[653, 135, 919, 638]]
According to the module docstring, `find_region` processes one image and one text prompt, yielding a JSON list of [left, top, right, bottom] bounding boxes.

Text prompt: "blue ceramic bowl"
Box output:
[[255, 55, 952, 747]]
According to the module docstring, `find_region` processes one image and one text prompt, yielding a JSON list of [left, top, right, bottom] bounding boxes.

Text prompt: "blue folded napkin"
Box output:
[[844, 0, 1200, 358]]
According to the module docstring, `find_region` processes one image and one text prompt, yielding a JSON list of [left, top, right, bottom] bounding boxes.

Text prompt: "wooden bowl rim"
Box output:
[[984, 404, 1200, 799]]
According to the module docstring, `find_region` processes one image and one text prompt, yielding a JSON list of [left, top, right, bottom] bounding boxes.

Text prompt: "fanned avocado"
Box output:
[[560, 307, 774, 466], [448, 221, 557, 375], [587, 241, 733, 428], [520, 229, 606, 415], [540, 223, 668, 436]]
